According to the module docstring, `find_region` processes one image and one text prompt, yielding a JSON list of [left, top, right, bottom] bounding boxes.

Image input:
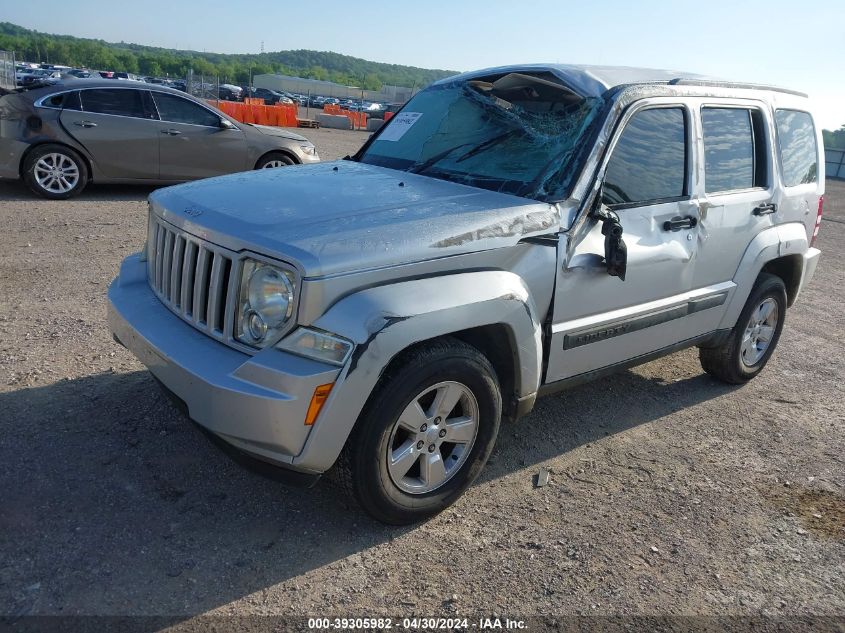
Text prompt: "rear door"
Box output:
[[690, 101, 775, 289], [59, 87, 159, 179], [151, 91, 249, 180], [546, 100, 724, 383]]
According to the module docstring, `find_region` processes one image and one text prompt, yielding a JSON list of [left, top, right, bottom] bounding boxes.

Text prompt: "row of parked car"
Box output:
[[228, 88, 397, 119], [12, 64, 405, 119], [14, 63, 173, 88]]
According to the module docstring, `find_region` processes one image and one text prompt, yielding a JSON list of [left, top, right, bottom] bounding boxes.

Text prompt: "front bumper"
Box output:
[[107, 253, 341, 473]]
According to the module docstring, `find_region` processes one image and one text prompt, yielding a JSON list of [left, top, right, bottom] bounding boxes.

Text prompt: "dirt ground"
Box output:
[[0, 130, 843, 625]]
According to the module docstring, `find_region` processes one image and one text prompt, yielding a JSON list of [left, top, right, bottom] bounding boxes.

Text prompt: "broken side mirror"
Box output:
[[601, 211, 627, 280], [590, 190, 628, 281]]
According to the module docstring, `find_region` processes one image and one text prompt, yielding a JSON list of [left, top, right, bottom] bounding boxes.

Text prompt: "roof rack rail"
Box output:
[[668, 78, 807, 98]]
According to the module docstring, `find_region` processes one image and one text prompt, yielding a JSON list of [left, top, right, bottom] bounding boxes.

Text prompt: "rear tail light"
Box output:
[[811, 196, 823, 248]]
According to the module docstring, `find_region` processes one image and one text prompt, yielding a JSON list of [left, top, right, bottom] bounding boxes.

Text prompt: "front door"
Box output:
[[60, 87, 159, 179], [546, 101, 731, 384], [151, 91, 248, 180]]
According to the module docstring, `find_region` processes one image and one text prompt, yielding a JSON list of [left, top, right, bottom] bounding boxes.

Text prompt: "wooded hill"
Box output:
[[0, 22, 457, 90]]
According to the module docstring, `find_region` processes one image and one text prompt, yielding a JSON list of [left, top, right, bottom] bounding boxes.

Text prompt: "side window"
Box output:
[[775, 110, 818, 186], [603, 107, 687, 206], [80, 89, 146, 118], [702, 108, 762, 193], [153, 92, 221, 127]]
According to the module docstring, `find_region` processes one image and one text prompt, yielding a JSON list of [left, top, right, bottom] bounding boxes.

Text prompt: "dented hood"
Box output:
[[150, 161, 560, 277]]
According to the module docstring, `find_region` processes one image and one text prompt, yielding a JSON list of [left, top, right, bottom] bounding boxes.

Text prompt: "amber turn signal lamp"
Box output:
[[304, 383, 334, 425]]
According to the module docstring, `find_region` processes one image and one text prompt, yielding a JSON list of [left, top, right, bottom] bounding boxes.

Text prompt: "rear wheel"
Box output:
[[23, 144, 88, 199], [699, 273, 787, 384], [255, 153, 295, 169], [333, 338, 501, 525]]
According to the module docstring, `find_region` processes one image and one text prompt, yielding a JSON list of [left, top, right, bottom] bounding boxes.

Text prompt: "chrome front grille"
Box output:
[[148, 216, 237, 342]]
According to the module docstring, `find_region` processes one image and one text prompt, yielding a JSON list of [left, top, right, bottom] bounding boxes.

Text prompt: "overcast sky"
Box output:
[[5, 0, 844, 129]]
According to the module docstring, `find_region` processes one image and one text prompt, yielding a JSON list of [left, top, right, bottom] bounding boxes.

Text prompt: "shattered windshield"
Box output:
[[359, 72, 602, 200]]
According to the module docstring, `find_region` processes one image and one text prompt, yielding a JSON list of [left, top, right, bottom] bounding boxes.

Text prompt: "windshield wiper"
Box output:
[[407, 143, 473, 175], [454, 130, 519, 163], [408, 130, 519, 176]]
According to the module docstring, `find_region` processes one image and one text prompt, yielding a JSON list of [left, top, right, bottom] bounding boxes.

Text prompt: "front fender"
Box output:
[[291, 270, 543, 472], [718, 222, 809, 330]]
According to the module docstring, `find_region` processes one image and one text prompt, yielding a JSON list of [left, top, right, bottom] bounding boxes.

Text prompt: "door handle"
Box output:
[[753, 203, 777, 216], [161, 129, 182, 136], [663, 215, 698, 232], [73, 120, 97, 128]]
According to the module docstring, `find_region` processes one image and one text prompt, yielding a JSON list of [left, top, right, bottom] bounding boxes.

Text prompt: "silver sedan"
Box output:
[[0, 79, 320, 199]]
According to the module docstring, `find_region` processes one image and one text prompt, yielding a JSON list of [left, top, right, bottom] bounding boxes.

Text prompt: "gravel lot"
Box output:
[[0, 129, 843, 625]]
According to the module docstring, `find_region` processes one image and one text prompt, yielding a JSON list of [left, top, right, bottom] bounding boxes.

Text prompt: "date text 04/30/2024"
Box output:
[[307, 617, 527, 630]]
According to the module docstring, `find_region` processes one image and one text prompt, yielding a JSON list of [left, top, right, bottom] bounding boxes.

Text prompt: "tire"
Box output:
[[255, 153, 296, 169], [22, 144, 88, 199], [333, 338, 502, 525], [699, 273, 787, 384]]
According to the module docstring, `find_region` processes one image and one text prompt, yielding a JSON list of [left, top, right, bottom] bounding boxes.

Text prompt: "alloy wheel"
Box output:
[[740, 297, 779, 367], [386, 381, 479, 494], [34, 153, 80, 194]]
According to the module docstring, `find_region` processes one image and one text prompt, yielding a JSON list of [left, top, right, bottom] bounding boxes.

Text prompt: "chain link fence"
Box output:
[[826, 148, 845, 180], [0, 50, 16, 92], [185, 69, 221, 105]]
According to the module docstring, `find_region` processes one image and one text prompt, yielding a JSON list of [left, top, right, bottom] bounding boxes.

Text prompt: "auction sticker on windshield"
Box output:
[[379, 112, 422, 141]]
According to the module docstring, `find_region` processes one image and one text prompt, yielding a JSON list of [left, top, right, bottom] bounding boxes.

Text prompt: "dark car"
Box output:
[[0, 79, 320, 199], [247, 87, 292, 105], [217, 85, 243, 101], [368, 102, 403, 120]]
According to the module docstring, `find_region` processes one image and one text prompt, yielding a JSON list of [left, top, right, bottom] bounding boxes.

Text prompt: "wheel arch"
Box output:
[[365, 323, 520, 425], [254, 149, 299, 169], [718, 222, 809, 330], [19, 141, 94, 182], [760, 255, 803, 307]]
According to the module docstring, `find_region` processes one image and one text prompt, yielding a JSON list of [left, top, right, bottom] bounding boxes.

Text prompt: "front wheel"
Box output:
[[255, 153, 295, 169], [699, 273, 787, 384], [333, 339, 501, 525]]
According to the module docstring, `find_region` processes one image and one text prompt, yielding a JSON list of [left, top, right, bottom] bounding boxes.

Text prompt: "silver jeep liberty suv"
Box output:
[[109, 65, 824, 524]]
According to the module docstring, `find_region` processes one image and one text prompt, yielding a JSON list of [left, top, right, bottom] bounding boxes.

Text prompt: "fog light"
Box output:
[[246, 310, 267, 341], [276, 327, 353, 365]]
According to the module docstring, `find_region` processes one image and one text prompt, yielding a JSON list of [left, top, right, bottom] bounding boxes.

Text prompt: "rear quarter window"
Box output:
[[41, 91, 81, 110], [775, 109, 818, 186]]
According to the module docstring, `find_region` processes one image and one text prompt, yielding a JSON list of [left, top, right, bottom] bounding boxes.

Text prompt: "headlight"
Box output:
[[299, 142, 318, 157], [235, 259, 296, 348], [276, 328, 353, 366]]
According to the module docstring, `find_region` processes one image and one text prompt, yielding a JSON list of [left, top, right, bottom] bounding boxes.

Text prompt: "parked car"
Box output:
[[107, 64, 824, 524], [217, 84, 243, 101], [16, 69, 62, 87], [247, 87, 292, 105], [375, 102, 404, 120], [0, 79, 319, 198]]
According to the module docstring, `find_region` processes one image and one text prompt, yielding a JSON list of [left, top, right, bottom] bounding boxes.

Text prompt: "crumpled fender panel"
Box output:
[[291, 270, 543, 472]]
